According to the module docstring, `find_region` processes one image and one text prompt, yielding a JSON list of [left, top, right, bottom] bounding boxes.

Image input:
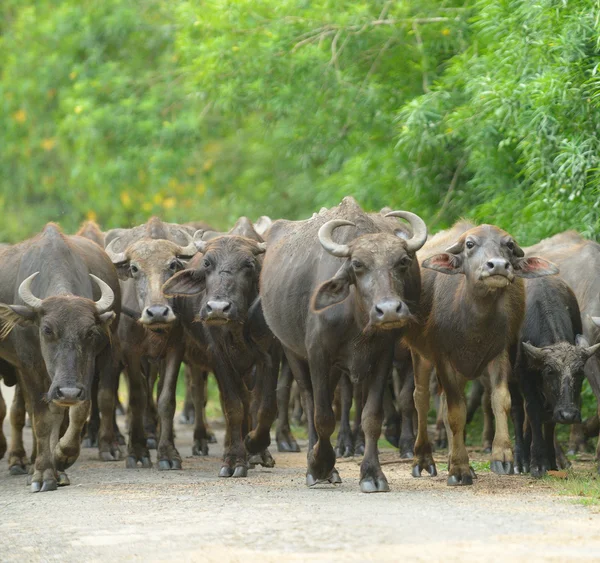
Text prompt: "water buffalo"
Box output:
[[104, 217, 198, 470], [0, 224, 120, 492], [526, 232, 600, 472], [405, 222, 558, 485], [163, 218, 280, 477], [513, 276, 600, 477], [259, 197, 427, 492]]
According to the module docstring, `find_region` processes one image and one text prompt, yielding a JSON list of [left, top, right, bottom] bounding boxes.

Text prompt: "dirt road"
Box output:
[[1, 383, 599, 562]]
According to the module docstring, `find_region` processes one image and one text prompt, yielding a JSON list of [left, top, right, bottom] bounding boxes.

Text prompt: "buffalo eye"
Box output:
[[41, 325, 53, 337], [506, 241, 514, 251], [396, 256, 412, 269], [130, 264, 139, 275], [465, 240, 475, 249], [242, 260, 254, 270], [203, 258, 211, 269], [86, 328, 96, 340], [169, 260, 183, 272], [351, 260, 364, 271]]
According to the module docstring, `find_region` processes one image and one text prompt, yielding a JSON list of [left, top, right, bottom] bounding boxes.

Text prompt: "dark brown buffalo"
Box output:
[[163, 218, 279, 477], [513, 276, 600, 477], [526, 232, 600, 472], [405, 222, 557, 485], [0, 224, 120, 492], [104, 217, 198, 470], [259, 197, 427, 492]]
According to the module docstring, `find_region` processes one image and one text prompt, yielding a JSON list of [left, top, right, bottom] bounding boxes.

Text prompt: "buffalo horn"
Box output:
[[90, 274, 115, 314], [385, 211, 428, 253], [318, 220, 354, 258], [177, 230, 198, 258], [18, 272, 43, 311], [105, 237, 127, 264]]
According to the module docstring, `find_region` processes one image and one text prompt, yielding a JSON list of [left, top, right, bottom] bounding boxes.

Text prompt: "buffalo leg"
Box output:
[[305, 344, 339, 486], [567, 423, 587, 455], [481, 375, 494, 453], [509, 378, 525, 474], [190, 366, 210, 456], [8, 384, 29, 474], [214, 362, 249, 478], [276, 357, 300, 453], [353, 381, 365, 455], [335, 374, 354, 458], [30, 396, 64, 493], [439, 365, 472, 486], [144, 362, 159, 450], [488, 351, 514, 475], [398, 365, 416, 459], [53, 401, 91, 486], [124, 355, 151, 468], [412, 352, 437, 477], [359, 359, 392, 493], [180, 366, 195, 424], [383, 379, 401, 448], [466, 378, 484, 424], [285, 349, 317, 449], [83, 374, 100, 448], [157, 344, 185, 470], [97, 344, 122, 462], [245, 349, 279, 467]]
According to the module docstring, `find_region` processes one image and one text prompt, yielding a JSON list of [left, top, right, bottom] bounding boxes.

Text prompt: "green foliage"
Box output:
[[397, 0, 600, 244], [1, 0, 470, 240]]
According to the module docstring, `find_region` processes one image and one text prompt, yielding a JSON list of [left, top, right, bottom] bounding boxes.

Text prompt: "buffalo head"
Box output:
[[311, 211, 427, 330], [522, 336, 600, 424], [163, 235, 266, 326], [422, 225, 558, 290], [0, 273, 115, 406], [106, 235, 196, 329]]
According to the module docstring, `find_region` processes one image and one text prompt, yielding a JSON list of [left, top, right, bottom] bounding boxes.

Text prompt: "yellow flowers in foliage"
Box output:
[[13, 109, 27, 123]]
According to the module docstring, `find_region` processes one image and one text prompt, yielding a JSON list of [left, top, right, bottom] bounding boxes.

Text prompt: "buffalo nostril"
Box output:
[[222, 302, 231, 313], [396, 303, 402, 313], [206, 303, 212, 313], [146, 308, 154, 317], [162, 307, 169, 316], [504, 261, 509, 269], [375, 306, 384, 318], [56, 388, 64, 399], [486, 261, 494, 270]]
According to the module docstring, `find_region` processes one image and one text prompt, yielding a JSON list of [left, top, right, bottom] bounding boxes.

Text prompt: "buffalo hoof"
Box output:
[[490, 460, 514, 475], [384, 428, 400, 449], [116, 433, 126, 447], [178, 412, 194, 425], [208, 432, 217, 444], [530, 464, 549, 479], [125, 455, 152, 469], [400, 449, 414, 460], [192, 439, 209, 456], [31, 479, 58, 493], [249, 450, 275, 469], [276, 432, 301, 453], [447, 473, 473, 486], [306, 468, 342, 487], [360, 475, 389, 493], [57, 472, 70, 487], [334, 445, 353, 459], [99, 443, 122, 462], [470, 467, 478, 480], [411, 463, 437, 478], [435, 438, 448, 450], [219, 465, 234, 478], [158, 459, 182, 471], [82, 437, 97, 449], [146, 438, 157, 450], [233, 465, 248, 478], [354, 443, 365, 456], [9, 464, 28, 476]]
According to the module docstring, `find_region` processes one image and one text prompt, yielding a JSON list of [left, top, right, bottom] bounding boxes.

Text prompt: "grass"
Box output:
[[543, 468, 600, 507]]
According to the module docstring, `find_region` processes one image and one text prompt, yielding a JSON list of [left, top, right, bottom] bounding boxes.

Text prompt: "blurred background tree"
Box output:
[[1, 0, 599, 244]]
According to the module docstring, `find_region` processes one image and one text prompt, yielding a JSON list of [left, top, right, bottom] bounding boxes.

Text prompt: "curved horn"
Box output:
[[105, 237, 127, 264], [90, 275, 115, 314], [177, 230, 198, 258], [253, 241, 267, 255], [193, 230, 208, 254], [318, 220, 354, 258], [18, 272, 43, 311], [385, 211, 428, 253]]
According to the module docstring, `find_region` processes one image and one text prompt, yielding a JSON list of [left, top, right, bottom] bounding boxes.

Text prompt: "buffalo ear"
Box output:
[[162, 269, 206, 296], [422, 253, 463, 275], [311, 265, 352, 312], [98, 311, 116, 328], [514, 256, 558, 278], [0, 304, 37, 338]]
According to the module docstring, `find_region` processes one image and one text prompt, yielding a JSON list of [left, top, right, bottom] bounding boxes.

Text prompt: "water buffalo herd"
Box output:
[[0, 196, 599, 494]]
